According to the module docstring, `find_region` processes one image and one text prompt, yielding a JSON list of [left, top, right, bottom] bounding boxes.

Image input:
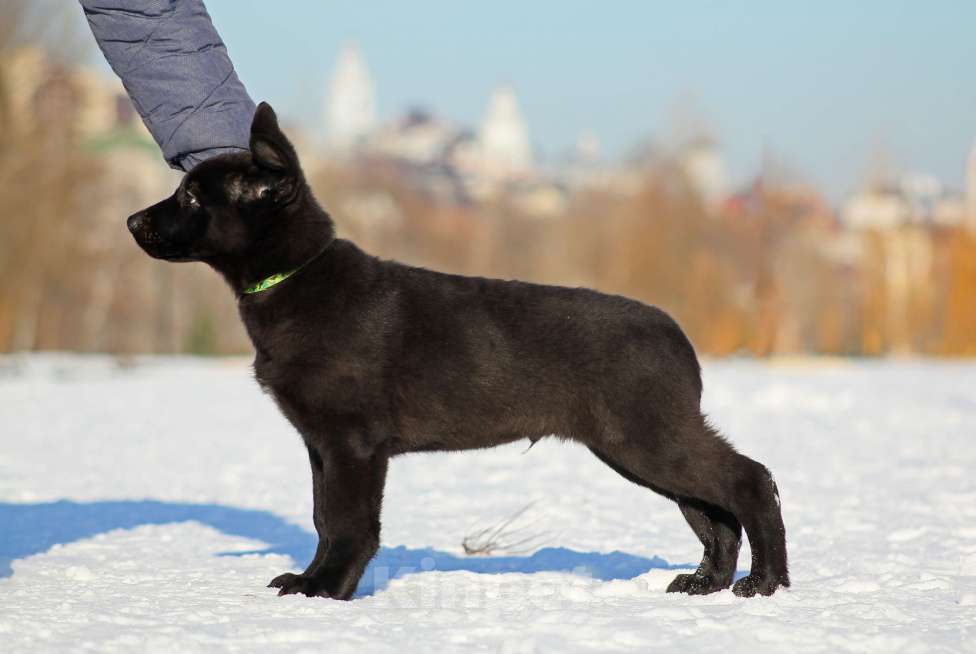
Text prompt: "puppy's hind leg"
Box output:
[[666, 421, 789, 597], [666, 499, 741, 595], [591, 417, 789, 597], [725, 453, 789, 597], [588, 444, 741, 595]]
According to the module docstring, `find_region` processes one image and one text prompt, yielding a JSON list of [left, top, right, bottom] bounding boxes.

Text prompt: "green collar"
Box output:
[[243, 269, 299, 295], [240, 241, 333, 297]]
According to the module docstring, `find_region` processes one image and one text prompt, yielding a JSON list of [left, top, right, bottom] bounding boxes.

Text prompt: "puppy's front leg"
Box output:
[[266, 446, 331, 591], [269, 439, 389, 600]]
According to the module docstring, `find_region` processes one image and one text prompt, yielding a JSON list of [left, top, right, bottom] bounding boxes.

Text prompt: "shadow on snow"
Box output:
[[0, 500, 693, 597]]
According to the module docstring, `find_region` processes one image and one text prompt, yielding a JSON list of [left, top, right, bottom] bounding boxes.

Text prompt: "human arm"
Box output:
[[80, 0, 255, 171]]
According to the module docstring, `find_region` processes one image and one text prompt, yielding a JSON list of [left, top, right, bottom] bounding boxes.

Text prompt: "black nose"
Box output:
[[127, 212, 146, 234]]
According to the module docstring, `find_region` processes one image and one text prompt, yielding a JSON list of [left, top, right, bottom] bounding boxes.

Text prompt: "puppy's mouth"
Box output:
[[128, 221, 195, 262], [129, 233, 194, 262], [139, 242, 196, 262], [149, 250, 196, 262]]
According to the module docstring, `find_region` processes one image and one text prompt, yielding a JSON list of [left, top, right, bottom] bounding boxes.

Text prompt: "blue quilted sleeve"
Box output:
[[80, 0, 256, 171]]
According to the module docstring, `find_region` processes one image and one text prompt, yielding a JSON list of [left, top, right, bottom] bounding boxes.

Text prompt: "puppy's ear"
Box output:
[[249, 102, 300, 174]]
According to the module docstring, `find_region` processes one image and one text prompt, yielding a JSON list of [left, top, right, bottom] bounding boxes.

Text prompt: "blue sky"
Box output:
[[93, 1, 976, 199]]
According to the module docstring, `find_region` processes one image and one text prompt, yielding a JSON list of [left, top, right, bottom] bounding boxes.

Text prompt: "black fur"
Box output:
[[127, 102, 789, 600]]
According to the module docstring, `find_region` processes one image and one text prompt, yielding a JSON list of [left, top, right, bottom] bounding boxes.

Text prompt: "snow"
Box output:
[[1, 354, 974, 652]]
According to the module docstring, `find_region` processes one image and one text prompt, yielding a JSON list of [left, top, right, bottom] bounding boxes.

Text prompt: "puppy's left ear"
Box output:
[[249, 102, 301, 175]]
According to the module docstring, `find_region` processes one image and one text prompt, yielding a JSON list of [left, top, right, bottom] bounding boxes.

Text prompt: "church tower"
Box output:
[[324, 43, 376, 155]]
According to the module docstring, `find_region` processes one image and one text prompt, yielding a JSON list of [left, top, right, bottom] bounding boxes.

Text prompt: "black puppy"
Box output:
[[127, 103, 789, 600]]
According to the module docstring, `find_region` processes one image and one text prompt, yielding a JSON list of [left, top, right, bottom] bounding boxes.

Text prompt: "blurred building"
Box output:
[[366, 108, 458, 166], [723, 179, 833, 228], [842, 174, 966, 230], [318, 40, 562, 214], [842, 186, 909, 230], [357, 86, 540, 201], [363, 108, 471, 204], [477, 86, 533, 180], [324, 43, 376, 156], [0, 46, 250, 354], [0, 46, 171, 191], [1, 46, 145, 142], [678, 135, 728, 212]]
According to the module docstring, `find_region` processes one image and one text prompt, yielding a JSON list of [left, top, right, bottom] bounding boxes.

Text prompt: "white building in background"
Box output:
[[366, 109, 458, 167], [324, 43, 376, 155], [679, 136, 727, 212], [842, 172, 966, 230], [319, 50, 560, 211], [477, 86, 533, 179], [842, 187, 912, 230]]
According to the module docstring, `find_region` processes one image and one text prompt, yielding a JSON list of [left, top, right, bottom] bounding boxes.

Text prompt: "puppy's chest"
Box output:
[[253, 353, 379, 423]]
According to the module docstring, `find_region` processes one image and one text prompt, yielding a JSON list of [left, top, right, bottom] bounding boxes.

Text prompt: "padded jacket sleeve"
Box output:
[[80, 0, 256, 171]]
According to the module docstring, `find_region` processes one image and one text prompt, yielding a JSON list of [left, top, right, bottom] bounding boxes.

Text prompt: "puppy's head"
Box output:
[[127, 102, 306, 262]]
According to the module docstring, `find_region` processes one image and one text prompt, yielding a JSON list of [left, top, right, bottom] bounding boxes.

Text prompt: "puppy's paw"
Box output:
[[268, 572, 328, 598], [666, 572, 729, 595], [268, 572, 302, 590], [731, 573, 789, 597]]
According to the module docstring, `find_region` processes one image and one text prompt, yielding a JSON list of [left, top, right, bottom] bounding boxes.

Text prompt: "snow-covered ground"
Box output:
[[0, 354, 973, 652]]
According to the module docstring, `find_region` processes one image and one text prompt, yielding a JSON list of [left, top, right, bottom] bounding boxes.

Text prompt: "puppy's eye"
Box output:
[[186, 191, 200, 208]]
